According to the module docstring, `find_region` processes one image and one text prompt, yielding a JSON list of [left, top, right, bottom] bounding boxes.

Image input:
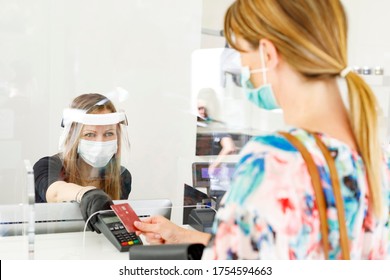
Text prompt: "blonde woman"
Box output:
[[34, 93, 132, 232], [135, 0, 390, 259]]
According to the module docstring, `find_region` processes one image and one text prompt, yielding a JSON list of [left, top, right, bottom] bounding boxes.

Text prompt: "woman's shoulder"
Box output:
[[33, 154, 63, 168], [120, 166, 131, 175], [237, 127, 365, 179], [233, 130, 304, 187], [119, 166, 132, 198], [243, 130, 298, 153], [243, 127, 360, 157], [239, 129, 310, 161], [120, 166, 132, 183]]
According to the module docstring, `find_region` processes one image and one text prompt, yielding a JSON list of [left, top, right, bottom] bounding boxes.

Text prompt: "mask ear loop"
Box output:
[[259, 44, 268, 84], [247, 44, 268, 78]]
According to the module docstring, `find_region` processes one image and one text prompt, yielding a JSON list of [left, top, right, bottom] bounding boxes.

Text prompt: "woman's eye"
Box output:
[[84, 133, 95, 138], [105, 132, 115, 137]]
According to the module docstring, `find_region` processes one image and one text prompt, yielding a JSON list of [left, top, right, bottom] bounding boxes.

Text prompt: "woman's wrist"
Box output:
[[182, 228, 212, 245], [75, 186, 97, 203]]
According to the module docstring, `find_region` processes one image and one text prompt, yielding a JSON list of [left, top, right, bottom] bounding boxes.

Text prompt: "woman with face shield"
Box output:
[[33, 93, 132, 232], [134, 0, 390, 259]]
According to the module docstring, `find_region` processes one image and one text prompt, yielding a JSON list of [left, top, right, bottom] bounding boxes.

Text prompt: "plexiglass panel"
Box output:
[[0, 0, 202, 259], [190, 47, 287, 203]]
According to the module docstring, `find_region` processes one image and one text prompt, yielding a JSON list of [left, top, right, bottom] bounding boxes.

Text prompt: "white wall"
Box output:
[[201, 0, 234, 48], [343, 0, 390, 71]]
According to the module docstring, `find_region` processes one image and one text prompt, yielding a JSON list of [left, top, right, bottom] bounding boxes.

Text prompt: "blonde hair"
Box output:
[[225, 0, 382, 216], [63, 93, 122, 200]]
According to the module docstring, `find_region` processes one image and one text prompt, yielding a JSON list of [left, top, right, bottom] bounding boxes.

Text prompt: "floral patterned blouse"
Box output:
[[202, 128, 390, 259]]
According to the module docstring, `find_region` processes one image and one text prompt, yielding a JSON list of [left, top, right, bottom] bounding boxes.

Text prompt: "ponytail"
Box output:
[[345, 72, 383, 217]]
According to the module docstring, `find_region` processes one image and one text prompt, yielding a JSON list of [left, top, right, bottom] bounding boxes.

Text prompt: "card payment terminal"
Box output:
[[95, 212, 143, 252]]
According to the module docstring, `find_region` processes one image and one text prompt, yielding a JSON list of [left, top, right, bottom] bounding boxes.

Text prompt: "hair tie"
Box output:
[[340, 67, 352, 78]]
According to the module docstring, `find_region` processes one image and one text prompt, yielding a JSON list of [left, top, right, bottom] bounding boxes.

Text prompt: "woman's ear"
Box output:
[[259, 39, 279, 69]]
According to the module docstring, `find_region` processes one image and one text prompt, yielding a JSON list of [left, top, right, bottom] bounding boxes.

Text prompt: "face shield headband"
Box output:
[[58, 108, 129, 154], [61, 108, 128, 127]]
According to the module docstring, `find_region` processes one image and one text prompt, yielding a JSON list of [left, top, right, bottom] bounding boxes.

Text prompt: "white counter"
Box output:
[[0, 231, 131, 260]]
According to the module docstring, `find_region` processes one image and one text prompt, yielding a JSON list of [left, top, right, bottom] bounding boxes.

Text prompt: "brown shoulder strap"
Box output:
[[278, 131, 330, 259], [312, 133, 350, 260]]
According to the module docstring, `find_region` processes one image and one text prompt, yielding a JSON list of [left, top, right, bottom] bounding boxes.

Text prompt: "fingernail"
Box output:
[[134, 221, 141, 227]]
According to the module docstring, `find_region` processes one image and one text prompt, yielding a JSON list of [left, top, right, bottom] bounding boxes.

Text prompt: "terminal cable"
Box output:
[[82, 209, 113, 253]]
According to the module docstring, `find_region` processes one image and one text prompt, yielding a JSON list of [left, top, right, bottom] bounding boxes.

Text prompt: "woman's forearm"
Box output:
[[46, 181, 95, 202]]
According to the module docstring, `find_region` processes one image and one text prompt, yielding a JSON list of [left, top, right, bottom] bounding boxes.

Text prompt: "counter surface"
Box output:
[[0, 231, 131, 260]]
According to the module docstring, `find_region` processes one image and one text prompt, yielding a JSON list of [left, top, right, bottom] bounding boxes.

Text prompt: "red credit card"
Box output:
[[110, 203, 140, 233]]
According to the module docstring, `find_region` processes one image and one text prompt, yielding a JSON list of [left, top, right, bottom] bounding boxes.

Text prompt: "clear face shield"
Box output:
[[192, 46, 286, 207], [58, 107, 131, 182]]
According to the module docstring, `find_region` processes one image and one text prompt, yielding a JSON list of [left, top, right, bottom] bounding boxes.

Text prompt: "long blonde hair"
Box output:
[[224, 0, 383, 216], [62, 93, 122, 200]]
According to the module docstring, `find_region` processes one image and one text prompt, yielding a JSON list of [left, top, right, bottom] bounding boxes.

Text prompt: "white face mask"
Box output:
[[77, 139, 118, 168]]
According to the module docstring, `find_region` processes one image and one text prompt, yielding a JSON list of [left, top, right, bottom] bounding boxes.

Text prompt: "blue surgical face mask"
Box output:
[[240, 45, 279, 110]]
